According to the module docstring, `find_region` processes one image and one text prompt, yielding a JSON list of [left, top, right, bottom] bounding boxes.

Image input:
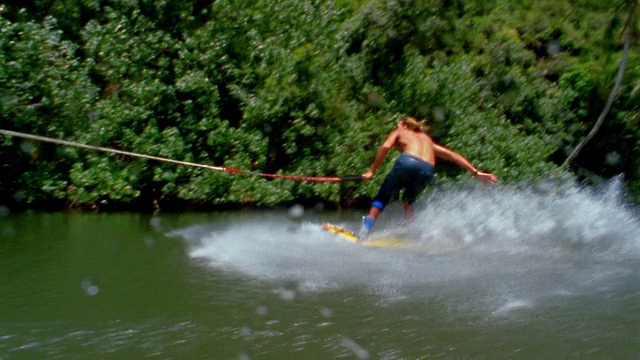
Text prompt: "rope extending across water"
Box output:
[[0, 129, 362, 183]]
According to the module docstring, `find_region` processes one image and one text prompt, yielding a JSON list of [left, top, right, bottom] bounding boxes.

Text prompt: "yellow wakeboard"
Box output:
[[320, 223, 405, 248]]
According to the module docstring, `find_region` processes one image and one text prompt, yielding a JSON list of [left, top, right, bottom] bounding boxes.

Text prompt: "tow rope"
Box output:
[[0, 129, 363, 183]]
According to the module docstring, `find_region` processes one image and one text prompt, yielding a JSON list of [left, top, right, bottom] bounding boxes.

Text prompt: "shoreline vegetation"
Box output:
[[1, 0, 639, 212]]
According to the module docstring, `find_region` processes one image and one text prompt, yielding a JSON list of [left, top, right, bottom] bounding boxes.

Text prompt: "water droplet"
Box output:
[[13, 191, 26, 202], [0, 93, 18, 108], [150, 216, 162, 232], [20, 141, 34, 154], [144, 235, 155, 247], [605, 152, 621, 166], [81, 280, 100, 296], [340, 337, 370, 359], [255, 306, 268, 316], [239, 326, 252, 337], [237, 352, 251, 360], [2, 226, 16, 238], [320, 306, 333, 318], [434, 107, 445, 122], [86, 285, 99, 296], [288, 204, 304, 219], [279, 289, 296, 301], [548, 41, 561, 57]]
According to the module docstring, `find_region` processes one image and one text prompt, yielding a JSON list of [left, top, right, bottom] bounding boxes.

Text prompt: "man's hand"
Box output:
[[362, 170, 374, 181], [475, 171, 498, 184]]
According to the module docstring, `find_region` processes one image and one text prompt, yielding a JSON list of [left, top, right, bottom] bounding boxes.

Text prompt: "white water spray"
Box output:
[[169, 178, 640, 314]]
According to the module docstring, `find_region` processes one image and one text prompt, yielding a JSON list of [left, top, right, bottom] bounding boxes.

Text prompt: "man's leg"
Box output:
[[401, 165, 433, 222], [367, 206, 382, 220], [360, 201, 384, 240], [402, 202, 414, 220], [360, 158, 402, 239]]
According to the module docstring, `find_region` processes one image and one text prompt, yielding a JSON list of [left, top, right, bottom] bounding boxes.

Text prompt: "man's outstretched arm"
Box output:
[[434, 144, 498, 184]]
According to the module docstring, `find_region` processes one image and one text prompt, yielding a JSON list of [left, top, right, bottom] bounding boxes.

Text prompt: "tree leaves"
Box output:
[[1, 0, 639, 209]]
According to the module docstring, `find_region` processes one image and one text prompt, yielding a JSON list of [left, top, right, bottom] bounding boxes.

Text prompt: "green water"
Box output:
[[1, 190, 639, 360]]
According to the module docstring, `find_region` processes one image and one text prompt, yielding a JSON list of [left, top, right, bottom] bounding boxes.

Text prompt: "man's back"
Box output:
[[392, 127, 436, 165]]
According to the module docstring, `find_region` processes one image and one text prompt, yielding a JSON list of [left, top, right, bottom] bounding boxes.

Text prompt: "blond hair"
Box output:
[[402, 116, 430, 133]]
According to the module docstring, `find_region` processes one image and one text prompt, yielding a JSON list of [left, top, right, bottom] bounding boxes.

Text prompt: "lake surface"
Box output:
[[1, 179, 639, 359]]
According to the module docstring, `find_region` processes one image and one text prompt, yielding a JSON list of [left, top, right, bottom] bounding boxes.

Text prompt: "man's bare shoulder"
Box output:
[[382, 128, 402, 146]]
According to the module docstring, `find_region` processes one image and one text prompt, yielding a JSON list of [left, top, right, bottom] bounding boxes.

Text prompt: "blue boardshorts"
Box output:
[[371, 153, 434, 210]]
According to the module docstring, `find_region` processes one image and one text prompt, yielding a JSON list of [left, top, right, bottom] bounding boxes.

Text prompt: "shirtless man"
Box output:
[[359, 116, 498, 238]]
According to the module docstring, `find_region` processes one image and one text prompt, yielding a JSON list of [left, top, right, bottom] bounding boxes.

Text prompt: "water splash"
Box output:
[[171, 178, 640, 314], [407, 176, 640, 257]]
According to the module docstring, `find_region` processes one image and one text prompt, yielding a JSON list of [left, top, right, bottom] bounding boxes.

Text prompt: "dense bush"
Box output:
[[0, 0, 638, 210]]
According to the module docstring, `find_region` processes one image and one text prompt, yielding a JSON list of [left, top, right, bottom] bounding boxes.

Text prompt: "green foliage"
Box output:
[[0, 14, 98, 204], [0, 16, 98, 134], [1, 0, 640, 209], [68, 155, 141, 206]]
